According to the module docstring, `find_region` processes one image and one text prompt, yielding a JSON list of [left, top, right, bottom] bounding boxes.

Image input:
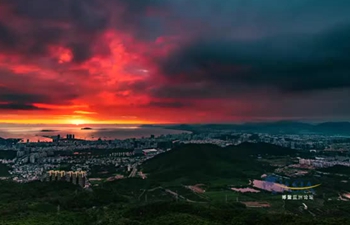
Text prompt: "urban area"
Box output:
[[1, 130, 350, 188]]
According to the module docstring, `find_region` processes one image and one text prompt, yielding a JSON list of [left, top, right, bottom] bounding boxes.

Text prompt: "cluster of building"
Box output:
[[109, 152, 135, 157], [11, 164, 47, 182], [176, 132, 350, 152], [1, 130, 350, 185], [299, 157, 350, 168], [46, 170, 87, 187]]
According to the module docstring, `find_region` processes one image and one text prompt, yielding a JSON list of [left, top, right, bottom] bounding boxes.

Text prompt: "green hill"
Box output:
[[142, 143, 291, 184]]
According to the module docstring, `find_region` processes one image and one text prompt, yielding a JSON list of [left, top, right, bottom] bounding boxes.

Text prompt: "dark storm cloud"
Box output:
[[156, 25, 350, 98], [0, 103, 48, 111], [0, 69, 80, 105], [0, 87, 79, 106], [230, 90, 350, 119], [112, 0, 166, 40], [8, 0, 161, 32], [0, 0, 162, 62], [0, 19, 66, 57], [0, 23, 17, 47], [167, 0, 350, 35], [7, 0, 109, 32], [0, 0, 108, 62], [114, 80, 150, 96], [150, 0, 350, 100], [0, 92, 50, 104], [0, 78, 51, 112], [1, 0, 350, 64], [69, 43, 93, 64], [147, 101, 191, 109], [0, 0, 350, 119], [150, 83, 217, 99]]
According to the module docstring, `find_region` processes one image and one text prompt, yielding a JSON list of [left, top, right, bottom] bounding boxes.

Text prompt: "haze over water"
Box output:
[[0, 124, 189, 142]]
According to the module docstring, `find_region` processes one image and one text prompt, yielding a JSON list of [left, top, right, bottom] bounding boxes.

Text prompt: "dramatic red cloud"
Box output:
[[0, 0, 349, 124], [0, 0, 199, 124]]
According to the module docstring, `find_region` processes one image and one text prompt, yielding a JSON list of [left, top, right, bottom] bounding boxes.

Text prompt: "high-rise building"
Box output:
[[77, 172, 86, 187], [29, 154, 36, 163], [45, 170, 87, 187], [57, 172, 62, 181], [46, 171, 52, 181], [66, 171, 72, 182], [72, 173, 77, 185]]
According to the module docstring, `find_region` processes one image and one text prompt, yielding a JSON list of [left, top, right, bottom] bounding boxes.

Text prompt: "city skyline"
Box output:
[[1, 0, 350, 125]]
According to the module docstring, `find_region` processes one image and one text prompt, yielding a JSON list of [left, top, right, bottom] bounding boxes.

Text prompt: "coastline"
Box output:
[[0, 125, 192, 142]]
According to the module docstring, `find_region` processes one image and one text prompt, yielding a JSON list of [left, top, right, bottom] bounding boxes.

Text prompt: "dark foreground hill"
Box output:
[[1, 180, 350, 224], [142, 143, 294, 183], [319, 165, 350, 175], [1, 143, 350, 224]]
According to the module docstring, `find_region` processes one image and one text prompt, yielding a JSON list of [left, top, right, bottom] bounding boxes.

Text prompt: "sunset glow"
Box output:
[[69, 119, 88, 126], [0, 0, 349, 124]]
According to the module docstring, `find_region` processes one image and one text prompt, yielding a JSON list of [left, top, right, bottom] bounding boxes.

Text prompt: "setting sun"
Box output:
[[70, 119, 87, 125]]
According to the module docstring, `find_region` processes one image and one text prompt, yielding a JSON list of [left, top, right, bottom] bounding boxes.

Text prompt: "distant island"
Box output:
[[40, 129, 58, 132], [81, 127, 93, 130]]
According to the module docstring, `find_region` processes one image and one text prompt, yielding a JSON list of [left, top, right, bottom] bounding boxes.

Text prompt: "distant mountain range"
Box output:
[[143, 121, 350, 135]]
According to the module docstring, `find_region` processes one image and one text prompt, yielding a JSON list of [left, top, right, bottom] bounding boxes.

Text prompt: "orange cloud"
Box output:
[[73, 111, 98, 115]]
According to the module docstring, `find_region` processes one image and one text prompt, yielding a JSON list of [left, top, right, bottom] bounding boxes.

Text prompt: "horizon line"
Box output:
[[0, 120, 349, 126]]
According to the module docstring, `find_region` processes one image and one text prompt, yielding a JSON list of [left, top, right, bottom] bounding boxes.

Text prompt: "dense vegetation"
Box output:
[[1, 143, 350, 224], [0, 164, 10, 177], [142, 143, 292, 184], [0, 150, 16, 159], [1, 180, 350, 225], [319, 165, 350, 175]]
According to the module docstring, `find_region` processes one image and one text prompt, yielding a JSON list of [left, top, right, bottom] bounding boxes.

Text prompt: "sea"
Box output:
[[0, 124, 190, 142]]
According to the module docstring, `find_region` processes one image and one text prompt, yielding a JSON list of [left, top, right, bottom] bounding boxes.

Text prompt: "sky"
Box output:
[[0, 0, 350, 124]]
